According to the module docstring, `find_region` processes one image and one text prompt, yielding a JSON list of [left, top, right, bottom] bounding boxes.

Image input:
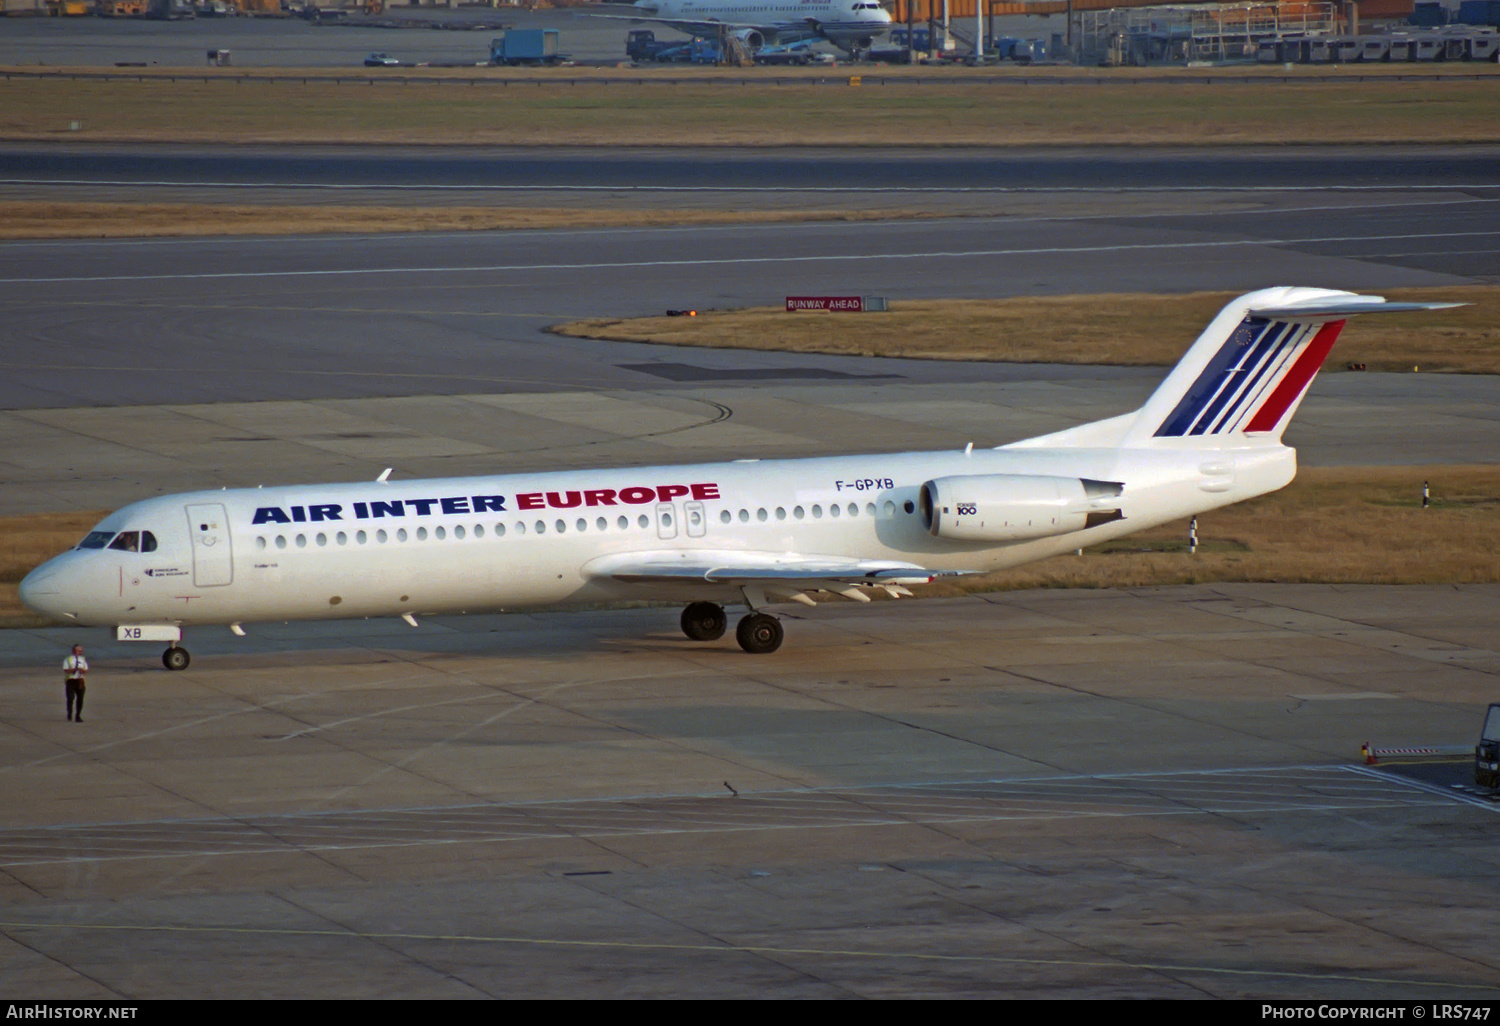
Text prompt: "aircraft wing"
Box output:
[[585, 551, 974, 604]]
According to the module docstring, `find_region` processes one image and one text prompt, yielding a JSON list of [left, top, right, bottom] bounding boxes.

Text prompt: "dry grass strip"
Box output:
[[5, 73, 1500, 146], [0, 201, 941, 240], [556, 286, 1500, 374]]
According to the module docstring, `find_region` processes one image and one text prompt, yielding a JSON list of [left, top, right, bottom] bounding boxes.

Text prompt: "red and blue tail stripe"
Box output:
[[1011, 289, 1459, 453], [1153, 316, 1346, 438]]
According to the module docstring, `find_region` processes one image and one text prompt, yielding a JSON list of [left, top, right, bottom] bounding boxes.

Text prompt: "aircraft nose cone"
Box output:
[[18, 563, 69, 620]]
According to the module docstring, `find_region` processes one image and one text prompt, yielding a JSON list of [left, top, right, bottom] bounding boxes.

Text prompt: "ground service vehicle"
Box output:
[[490, 30, 565, 66], [1476, 704, 1500, 789]]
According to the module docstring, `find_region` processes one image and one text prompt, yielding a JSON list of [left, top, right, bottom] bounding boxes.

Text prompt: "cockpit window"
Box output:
[[78, 531, 114, 550], [106, 531, 157, 553]]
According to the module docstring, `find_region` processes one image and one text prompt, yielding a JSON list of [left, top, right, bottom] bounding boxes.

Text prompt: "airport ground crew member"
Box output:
[[63, 644, 87, 722]]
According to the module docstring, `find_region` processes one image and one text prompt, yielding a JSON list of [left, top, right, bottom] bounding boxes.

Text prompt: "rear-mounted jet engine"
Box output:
[[919, 475, 1125, 543]]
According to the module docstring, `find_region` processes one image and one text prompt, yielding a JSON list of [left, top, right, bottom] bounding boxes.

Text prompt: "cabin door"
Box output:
[[185, 502, 234, 587]]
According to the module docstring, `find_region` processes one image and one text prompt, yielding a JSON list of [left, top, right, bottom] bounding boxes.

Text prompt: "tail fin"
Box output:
[[1010, 287, 1459, 451]]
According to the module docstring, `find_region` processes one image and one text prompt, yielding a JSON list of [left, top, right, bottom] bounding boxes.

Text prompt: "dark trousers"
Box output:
[[65, 678, 85, 720]]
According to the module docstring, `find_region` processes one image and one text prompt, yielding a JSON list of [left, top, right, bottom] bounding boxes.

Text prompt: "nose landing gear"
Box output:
[[162, 646, 190, 671]]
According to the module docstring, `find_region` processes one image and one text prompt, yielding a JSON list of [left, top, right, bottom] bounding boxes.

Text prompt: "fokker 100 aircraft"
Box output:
[[20, 288, 1450, 670], [596, 0, 892, 55]]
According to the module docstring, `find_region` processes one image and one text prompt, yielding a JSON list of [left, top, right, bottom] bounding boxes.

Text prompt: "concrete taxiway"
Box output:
[[2, 585, 1498, 998]]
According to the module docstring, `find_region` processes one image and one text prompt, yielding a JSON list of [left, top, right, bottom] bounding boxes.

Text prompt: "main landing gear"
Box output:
[[679, 602, 784, 654]]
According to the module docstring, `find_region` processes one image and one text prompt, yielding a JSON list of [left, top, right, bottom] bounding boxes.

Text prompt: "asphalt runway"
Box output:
[[9, 142, 1500, 192], [0, 6, 1068, 67], [2, 139, 1499, 998], [3, 155, 1498, 512], [0, 7, 643, 67]]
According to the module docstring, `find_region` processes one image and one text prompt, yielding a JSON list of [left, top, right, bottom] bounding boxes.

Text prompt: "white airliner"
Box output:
[[598, 0, 892, 54], [20, 287, 1450, 670]]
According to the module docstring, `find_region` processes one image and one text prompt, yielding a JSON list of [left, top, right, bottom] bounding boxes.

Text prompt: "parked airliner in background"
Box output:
[[594, 0, 892, 55], [20, 288, 1451, 670]]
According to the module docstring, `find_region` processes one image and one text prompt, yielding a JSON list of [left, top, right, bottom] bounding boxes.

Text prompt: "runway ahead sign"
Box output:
[[785, 296, 886, 312]]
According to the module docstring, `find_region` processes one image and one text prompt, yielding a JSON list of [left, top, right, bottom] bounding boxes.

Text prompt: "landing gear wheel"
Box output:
[[681, 602, 728, 641], [162, 646, 190, 671], [735, 612, 784, 654]]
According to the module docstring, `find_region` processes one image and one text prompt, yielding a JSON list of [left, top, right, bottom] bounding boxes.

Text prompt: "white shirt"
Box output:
[[63, 655, 88, 678]]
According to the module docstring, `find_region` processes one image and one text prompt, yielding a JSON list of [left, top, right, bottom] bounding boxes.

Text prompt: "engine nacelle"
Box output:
[[733, 28, 765, 51], [919, 474, 1124, 543]]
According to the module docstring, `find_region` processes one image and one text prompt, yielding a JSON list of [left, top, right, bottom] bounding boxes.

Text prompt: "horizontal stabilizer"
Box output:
[[1247, 298, 1464, 318]]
